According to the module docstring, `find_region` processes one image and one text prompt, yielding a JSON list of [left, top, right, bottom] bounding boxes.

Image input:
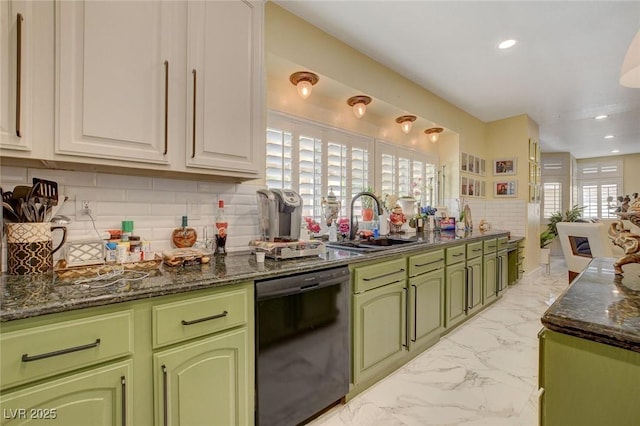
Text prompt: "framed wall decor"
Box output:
[[493, 158, 517, 176], [461, 153, 468, 172], [494, 180, 517, 197]]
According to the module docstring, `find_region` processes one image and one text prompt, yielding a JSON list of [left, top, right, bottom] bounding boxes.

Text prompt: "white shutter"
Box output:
[[298, 135, 322, 218], [265, 128, 293, 189], [600, 183, 618, 219], [580, 184, 599, 217], [542, 182, 561, 218]]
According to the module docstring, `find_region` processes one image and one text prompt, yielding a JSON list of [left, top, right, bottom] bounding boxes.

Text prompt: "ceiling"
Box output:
[[273, 1, 640, 159]]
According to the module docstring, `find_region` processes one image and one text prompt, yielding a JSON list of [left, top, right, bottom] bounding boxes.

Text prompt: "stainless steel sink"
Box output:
[[326, 237, 416, 253]]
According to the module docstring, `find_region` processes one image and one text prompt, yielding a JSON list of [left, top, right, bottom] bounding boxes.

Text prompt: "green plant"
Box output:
[[540, 204, 585, 248]]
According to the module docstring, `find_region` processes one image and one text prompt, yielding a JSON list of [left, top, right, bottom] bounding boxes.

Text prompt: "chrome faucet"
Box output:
[[350, 191, 384, 240]]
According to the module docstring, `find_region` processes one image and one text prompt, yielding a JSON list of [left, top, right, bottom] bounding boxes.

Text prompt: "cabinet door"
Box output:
[[56, 1, 177, 164], [154, 328, 251, 426], [467, 256, 483, 312], [1, 0, 33, 151], [0, 360, 132, 426], [409, 268, 444, 350], [185, 1, 263, 174], [483, 254, 498, 305], [353, 281, 407, 385], [445, 262, 467, 329], [497, 251, 508, 295]]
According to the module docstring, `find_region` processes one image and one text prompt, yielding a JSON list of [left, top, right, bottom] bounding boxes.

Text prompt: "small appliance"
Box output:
[[256, 189, 303, 242]]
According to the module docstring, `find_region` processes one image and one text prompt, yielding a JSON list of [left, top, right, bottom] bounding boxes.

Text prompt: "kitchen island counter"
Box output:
[[1, 229, 509, 322], [541, 257, 640, 352]]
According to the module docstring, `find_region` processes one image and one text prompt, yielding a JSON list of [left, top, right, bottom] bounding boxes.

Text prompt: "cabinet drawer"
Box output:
[[152, 287, 249, 348], [1, 310, 133, 389], [446, 244, 466, 265], [467, 241, 484, 259], [408, 250, 445, 277], [497, 236, 509, 251], [483, 238, 498, 253], [354, 258, 407, 293]]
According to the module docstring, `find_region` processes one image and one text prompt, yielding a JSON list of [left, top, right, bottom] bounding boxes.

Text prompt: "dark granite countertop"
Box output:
[[542, 257, 640, 352], [1, 229, 508, 322]]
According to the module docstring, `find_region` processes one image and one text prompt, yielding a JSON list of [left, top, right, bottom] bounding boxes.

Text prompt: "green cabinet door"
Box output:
[[0, 360, 132, 425], [409, 268, 444, 350], [353, 281, 407, 385], [539, 329, 640, 426], [445, 262, 467, 329], [467, 256, 483, 313], [483, 254, 498, 305], [497, 250, 508, 295], [154, 328, 250, 426]]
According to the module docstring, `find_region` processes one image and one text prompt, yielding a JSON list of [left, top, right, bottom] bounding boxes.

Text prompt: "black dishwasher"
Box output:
[[255, 266, 350, 426]]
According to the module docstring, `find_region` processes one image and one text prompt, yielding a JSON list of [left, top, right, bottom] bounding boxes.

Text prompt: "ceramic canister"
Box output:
[[6, 223, 67, 275]]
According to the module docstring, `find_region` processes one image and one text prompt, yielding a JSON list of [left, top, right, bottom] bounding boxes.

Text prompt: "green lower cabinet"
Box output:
[[467, 256, 483, 312], [445, 262, 467, 329], [353, 281, 407, 385], [539, 329, 640, 426], [408, 268, 444, 350], [497, 250, 508, 295], [154, 328, 250, 426], [0, 360, 132, 425], [483, 254, 498, 305]]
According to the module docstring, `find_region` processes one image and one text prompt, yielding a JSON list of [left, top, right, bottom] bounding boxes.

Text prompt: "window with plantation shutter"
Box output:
[[376, 141, 437, 207], [543, 182, 561, 218], [577, 160, 622, 219], [266, 111, 373, 223]]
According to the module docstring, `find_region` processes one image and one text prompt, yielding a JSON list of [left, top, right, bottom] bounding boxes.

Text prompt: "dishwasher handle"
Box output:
[[256, 267, 350, 300]]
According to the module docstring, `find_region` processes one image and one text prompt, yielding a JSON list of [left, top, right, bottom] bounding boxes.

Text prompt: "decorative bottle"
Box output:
[[215, 200, 228, 255]]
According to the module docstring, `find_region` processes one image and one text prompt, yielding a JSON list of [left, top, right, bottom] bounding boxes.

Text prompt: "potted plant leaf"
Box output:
[[540, 204, 585, 265]]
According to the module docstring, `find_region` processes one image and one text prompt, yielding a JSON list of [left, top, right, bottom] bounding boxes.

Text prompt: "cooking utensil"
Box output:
[[2, 201, 21, 222], [32, 178, 59, 222]]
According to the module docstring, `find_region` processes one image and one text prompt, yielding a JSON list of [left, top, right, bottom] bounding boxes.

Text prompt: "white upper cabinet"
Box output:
[[1, 0, 34, 152], [55, 1, 180, 164], [185, 1, 264, 175]]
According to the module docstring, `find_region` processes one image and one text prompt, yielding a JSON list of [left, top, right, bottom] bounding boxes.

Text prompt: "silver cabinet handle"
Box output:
[[464, 266, 469, 315], [411, 284, 418, 343], [22, 338, 101, 362], [163, 60, 169, 155], [16, 13, 23, 137], [191, 69, 197, 158], [121, 376, 127, 426], [415, 259, 444, 267], [162, 365, 168, 426], [362, 269, 405, 282], [403, 286, 409, 348], [181, 310, 228, 326]]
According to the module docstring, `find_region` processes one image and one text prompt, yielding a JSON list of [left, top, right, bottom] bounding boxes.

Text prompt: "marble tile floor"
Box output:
[[309, 257, 570, 426]]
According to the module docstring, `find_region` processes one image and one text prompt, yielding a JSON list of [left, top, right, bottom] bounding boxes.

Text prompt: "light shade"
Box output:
[[396, 115, 417, 134], [290, 71, 319, 99], [621, 30, 640, 88], [425, 127, 443, 143], [347, 95, 372, 119]]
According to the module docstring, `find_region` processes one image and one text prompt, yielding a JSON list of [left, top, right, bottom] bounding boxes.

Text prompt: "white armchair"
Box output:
[[556, 222, 614, 283]]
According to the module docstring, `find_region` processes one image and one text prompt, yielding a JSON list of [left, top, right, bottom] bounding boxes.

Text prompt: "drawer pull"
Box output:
[[415, 258, 444, 267], [452, 253, 464, 257], [362, 269, 405, 282], [21, 338, 101, 362], [121, 376, 127, 426], [472, 248, 482, 252], [181, 310, 228, 326]]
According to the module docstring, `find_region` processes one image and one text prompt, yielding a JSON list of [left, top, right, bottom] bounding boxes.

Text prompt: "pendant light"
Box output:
[[347, 95, 372, 118], [620, 30, 640, 88], [425, 127, 443, 143], [396, 115, 417, 134], [289, 71, 319, 100]]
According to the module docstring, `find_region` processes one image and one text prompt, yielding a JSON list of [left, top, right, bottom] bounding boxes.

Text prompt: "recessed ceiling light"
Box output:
[[498, 39, 517, 49], [594, 115, 608, 120], [612, 149, 620, 153], [604, 135, 615, 139]]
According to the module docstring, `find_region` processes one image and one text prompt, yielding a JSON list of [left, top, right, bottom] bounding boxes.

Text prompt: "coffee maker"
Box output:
[[256, 189, 303, 241]]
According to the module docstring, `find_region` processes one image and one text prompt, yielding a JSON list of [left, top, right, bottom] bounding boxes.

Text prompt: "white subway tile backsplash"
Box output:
[[152, 177, 199, 193], [97, 173, 152, 189], [28, 169, 97, 187], [127, 189, 176, 203], [0, 166, 28, 184]]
